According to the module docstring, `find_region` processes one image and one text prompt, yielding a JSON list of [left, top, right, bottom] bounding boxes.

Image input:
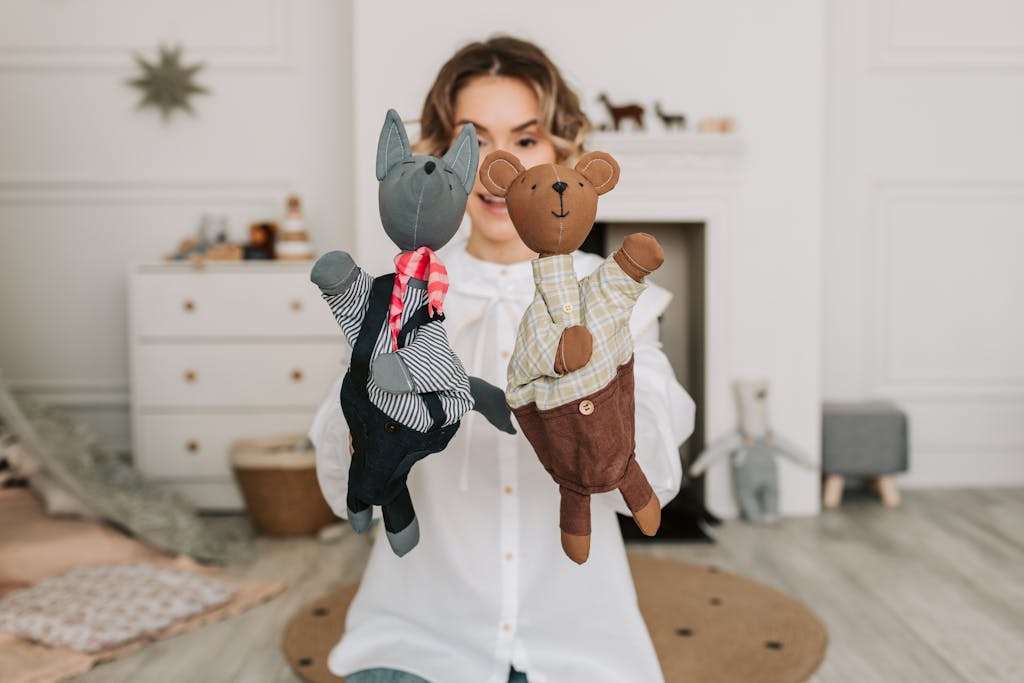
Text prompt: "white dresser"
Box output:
[[128, 261, 345, 510]]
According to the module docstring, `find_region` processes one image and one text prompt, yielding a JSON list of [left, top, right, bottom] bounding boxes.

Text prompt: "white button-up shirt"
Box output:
[[309, 240, 696, 683]]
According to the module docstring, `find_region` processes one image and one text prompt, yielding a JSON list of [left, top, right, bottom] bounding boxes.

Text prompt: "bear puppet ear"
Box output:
[[479, 150, 525, 198], [575, 151, 620, 196]]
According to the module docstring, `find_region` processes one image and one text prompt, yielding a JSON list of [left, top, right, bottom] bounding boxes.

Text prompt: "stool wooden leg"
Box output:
[[875, 475, 901, 507], [823, 475, 845, 509]]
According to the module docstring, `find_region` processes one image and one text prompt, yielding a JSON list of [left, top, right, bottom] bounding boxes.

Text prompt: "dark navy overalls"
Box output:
[[340, 274, 460, 540]]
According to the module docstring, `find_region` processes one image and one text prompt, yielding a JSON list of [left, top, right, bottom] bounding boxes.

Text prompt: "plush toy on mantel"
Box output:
[[311, 109, 514, 557], [479, 149, 665, 564], [689, 379, 816, 523]]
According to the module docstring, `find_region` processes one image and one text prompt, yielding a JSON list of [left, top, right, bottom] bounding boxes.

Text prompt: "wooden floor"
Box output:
[[72, 489, 1024, 683]]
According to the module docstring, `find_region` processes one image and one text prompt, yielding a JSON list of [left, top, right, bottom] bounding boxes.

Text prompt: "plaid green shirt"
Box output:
[[506, 253, 647, 410]]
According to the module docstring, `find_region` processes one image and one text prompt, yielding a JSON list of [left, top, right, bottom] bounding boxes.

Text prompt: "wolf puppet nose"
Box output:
[[424, 161, 436, 174], [552, 181, 567, 194]]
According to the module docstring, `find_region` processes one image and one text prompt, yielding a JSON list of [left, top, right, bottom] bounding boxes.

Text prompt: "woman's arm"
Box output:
[[597, 322, 696, 515], [307, 370, 381, 521]]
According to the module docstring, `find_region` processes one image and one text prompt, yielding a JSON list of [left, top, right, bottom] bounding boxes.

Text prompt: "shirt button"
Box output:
[[500, 268, 508, 276], [384, 421, 400, 433], [502, 623, 511, 632], [501, 350, 510, 359], [504, 486, 513, 495], [579, 400, 595, 416], [505, 552, 514, 561], [562, 303, 573, 313]]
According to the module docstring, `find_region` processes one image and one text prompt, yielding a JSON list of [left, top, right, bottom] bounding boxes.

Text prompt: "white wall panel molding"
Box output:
[[866, 180, 1024, 400], [0, 0, 291, 70], [869, 0, 1024, 69], [7, 378, 130, 408], [900, 451, 1024, 488]]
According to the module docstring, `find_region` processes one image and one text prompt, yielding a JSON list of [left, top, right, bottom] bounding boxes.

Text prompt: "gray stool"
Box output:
[[821, 401, 909, 508]]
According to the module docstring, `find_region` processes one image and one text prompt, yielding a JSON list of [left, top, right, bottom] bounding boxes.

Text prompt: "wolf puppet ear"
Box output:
[[478, 150, 525, 198], [442, 123, 479, 195], [376, 109, 412, 181]]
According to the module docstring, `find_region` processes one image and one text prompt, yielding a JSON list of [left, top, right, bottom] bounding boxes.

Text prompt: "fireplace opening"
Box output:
[[582, 221, 711, 541]]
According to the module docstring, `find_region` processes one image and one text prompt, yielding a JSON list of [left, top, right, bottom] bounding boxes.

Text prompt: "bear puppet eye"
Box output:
[[531, 184, 537, 190], [578, 182, 584, 187]]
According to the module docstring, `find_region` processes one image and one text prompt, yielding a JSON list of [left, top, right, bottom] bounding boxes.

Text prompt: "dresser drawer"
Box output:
[[136, 413, 317, 480], [135, 343, 344, 408], [132, 269, 339, 338]]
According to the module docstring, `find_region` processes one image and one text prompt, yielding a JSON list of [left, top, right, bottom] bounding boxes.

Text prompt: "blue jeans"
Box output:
[[346, 667, 528, 683]]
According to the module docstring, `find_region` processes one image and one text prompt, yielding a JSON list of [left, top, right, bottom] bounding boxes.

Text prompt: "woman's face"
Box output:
[[451, 76, 557, 248]]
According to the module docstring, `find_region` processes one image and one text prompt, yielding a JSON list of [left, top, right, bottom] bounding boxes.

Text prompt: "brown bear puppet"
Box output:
[[479, 149, 665, 564]]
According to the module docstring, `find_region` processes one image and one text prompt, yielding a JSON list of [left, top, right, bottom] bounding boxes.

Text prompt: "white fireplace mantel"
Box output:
[[588, 131, 745, 220], [588, 131, 745, 515]]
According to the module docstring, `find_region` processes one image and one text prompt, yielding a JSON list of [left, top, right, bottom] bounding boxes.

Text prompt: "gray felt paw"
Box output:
[[310, 250, 358, 295], [469, 376, 516, 434], [347, 506, 372, 534], [371, 353, 415, 393], [386, 517, 420, 557]]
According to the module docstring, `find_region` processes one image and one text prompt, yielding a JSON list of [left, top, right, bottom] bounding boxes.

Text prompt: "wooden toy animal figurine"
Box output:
[[310, 109, 514, 557], [597, 93, 645, 131], [479, 149, 664, 564], [654, 102, 686, 130], [689, 380, 816, 523]]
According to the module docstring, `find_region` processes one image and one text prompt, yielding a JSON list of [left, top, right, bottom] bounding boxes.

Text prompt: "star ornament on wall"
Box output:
[[127, 44, 210, 121]]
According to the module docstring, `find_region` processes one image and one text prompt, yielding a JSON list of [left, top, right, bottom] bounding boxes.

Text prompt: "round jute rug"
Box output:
[[282, 556, 827, 683]]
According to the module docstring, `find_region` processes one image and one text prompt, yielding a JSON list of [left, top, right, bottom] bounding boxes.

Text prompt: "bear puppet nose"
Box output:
[[552, 181, 568, 194], [424, 161, 436, 175]]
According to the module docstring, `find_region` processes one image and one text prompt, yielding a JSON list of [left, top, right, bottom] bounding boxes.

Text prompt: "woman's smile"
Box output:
[[477, 192, 508, 215]]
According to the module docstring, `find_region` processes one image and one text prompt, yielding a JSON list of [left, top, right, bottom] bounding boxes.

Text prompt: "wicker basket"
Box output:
[[229, 434, 336, 535]]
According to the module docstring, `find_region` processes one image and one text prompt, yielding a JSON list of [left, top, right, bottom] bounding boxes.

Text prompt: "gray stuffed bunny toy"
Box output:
[[689, 380, 815, 523], [311, 109, 514, 556]]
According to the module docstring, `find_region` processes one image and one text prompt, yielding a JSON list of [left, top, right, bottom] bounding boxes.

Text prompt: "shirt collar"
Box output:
[[440, 239, 536, 299]]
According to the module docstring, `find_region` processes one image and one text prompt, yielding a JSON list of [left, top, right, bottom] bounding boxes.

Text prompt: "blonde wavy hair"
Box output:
[[415, 35, 590, 164]]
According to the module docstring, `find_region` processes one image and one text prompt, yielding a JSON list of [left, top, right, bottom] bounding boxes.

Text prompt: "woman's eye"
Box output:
[[517, 138, 537, 148]]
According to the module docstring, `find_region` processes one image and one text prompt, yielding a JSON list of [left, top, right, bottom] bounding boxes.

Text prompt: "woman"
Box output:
[[309, 36, 695, 683]]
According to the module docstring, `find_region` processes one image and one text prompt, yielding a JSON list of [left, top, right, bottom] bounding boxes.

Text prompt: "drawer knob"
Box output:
[[184, 369, 197, 383], [290, 299, 303, 312], [291, 369, 304, 382], [186, 440, 200, 453], [183, 299, 196, 312]]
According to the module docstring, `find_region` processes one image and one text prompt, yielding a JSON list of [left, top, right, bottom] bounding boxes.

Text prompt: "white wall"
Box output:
[[350, 0, 825, 516], [3, 0, 1015, 501], [824, 0, 1024, 486], [0, 0, 353, 453]]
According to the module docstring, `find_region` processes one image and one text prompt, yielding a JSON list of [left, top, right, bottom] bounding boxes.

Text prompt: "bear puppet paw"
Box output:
[[614, 233, 665, 282], [554, 325, 593, 374]]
